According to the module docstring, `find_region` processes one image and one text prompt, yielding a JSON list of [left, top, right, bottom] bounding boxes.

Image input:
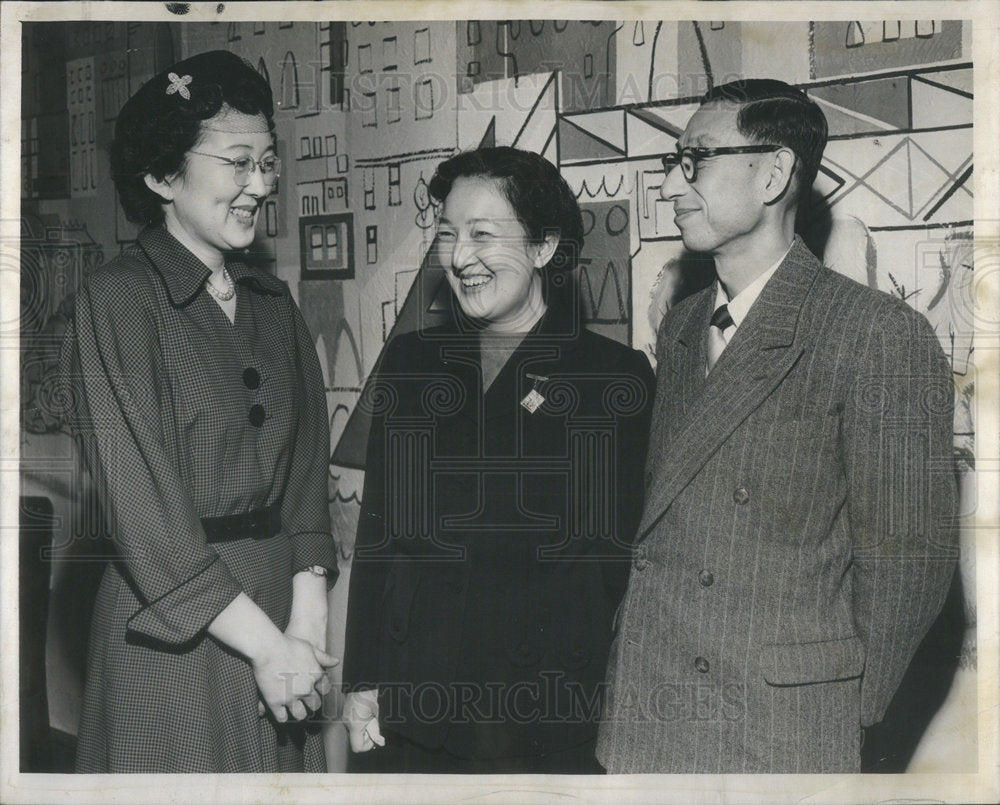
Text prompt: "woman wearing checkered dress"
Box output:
[[60, 51, 338, 773]]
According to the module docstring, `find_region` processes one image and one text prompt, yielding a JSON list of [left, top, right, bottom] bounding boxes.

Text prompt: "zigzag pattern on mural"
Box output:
[[575, 175, 626, 199], [579, 260, 628, 323]]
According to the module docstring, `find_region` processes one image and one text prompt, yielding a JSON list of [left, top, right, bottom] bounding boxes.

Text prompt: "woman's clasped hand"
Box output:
[[252, 630, 338, 722]]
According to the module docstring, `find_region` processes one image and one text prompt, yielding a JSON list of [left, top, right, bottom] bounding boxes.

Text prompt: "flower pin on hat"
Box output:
[[166, 72, 193, 100]]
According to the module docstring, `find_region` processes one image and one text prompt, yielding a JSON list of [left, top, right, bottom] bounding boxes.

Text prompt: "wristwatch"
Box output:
[[305, 565, 329, 578]]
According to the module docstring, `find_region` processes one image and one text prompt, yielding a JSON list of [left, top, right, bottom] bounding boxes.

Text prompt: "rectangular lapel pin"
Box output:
[[521, 373, 548, 413]]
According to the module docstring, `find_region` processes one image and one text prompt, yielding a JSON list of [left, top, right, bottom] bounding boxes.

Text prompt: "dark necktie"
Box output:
[[707, 304, 735, 374]]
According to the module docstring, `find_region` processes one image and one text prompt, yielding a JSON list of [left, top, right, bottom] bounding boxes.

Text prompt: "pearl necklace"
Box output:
[[205, 268, 235, 302]]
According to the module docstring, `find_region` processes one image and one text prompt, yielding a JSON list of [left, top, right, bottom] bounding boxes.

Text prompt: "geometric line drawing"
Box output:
[[628, 104, 697, 137], [580, 259, 628, 323], [415, 77, 435, 120], [458, 71, 557, 153], [900, 138, 972, 218], [330, 403, 353, 462], [633, 20, 645, 46], [640, 169, 664, 220], [561, 109, 626, 152], [846, 21, 864, 48], [511, 71, 558, 151], [627, 107, 685, 139], [559, 117, 625, 162], [812, 94, 897, 135], [331, 318, 364, 391], [381, 300, 395, 343], [575, 174, 626, 200], [281, 50, 299, 109], [691, 21, 713, 88], [257, 57, 271, 89], [923, 161, 973, 221], [497, 20, 518, 80], [541, 126, 558, 166], [910, 74, 973, 128], [623, 108, 683, 159], [816, 162, 848, 201], [478, 116, 496, 149], [315, 333, 331, 389], [414, 27, 432, 65], [810, 78, 910, 130], [911, 68, 972, 98], [912, 72, 973, 100], [825, 137, 972, 221], [819, 157, 872, 210], [646, 21, 664, 99]]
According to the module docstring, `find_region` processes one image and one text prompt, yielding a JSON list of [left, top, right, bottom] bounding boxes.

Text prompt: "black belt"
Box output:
[[202, 499, 283, 544]]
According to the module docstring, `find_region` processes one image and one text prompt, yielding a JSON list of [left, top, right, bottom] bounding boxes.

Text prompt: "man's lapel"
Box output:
[[663, 287, 713, 416], [637, 238, 821, 539], [643, 287, 712, 471]]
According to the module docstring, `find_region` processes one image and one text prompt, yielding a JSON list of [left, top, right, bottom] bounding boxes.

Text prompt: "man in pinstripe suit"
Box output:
[[596, 79, 957, 773]]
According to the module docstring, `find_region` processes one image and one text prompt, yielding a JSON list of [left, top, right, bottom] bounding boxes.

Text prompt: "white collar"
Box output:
[[713, 242, 793, 330]]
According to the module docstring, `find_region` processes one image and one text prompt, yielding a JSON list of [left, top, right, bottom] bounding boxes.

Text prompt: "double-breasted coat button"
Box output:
[[699, 570, 714, 587], [694, 656, 710, 673], [248, 404, 266, 427], [733, 486, 750, 505], [242, 367, 261, 389]]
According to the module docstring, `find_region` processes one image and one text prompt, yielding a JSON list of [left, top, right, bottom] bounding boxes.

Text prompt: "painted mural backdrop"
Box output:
[[20, 20, 975, 754]]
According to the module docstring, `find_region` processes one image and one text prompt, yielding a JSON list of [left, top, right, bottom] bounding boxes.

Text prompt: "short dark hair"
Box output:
[[110, 50, 275, 225], [702, 79, 828, 204], [428, 146, 585, 283]]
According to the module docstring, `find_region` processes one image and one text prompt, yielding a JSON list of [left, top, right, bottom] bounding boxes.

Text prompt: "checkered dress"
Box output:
[[61, 225, 337, 773]]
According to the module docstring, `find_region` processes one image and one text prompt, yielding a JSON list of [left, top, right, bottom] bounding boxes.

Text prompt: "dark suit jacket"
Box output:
[[597, 237, 957, 773], [343, 304, 655, 760]]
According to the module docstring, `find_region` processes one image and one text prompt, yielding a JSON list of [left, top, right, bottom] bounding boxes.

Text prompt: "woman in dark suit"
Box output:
[[342, 147, 655, 773]]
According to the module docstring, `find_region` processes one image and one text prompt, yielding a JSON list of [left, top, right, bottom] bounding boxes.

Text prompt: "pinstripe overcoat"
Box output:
[[596, 237, 957, 773], [62, 225, 337, 773]]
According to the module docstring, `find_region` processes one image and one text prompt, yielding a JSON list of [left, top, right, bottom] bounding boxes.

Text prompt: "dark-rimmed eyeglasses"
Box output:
[[188, 150, 282, 187], [661, 145, 782, 183]]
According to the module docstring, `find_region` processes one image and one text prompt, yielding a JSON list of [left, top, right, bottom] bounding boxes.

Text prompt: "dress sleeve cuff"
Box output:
[[126, 554, 243, 645], [290, 530, 339, 587]]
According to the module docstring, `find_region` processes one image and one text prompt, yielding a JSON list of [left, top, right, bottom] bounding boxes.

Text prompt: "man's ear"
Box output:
[[144, 173, 177, 203], [533, 232, 560, 269], [762, 148, 796, 204]]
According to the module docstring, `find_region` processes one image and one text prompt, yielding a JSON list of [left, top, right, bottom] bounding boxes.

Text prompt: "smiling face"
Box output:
[[436, 176, 554, 332], [660, 101, 770, 257], [147, 109, 275, 268]]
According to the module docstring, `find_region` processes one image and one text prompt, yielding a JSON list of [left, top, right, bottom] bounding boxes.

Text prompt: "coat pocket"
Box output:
[[761, 635, 865, 686], [761, 413, 839, 444]]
